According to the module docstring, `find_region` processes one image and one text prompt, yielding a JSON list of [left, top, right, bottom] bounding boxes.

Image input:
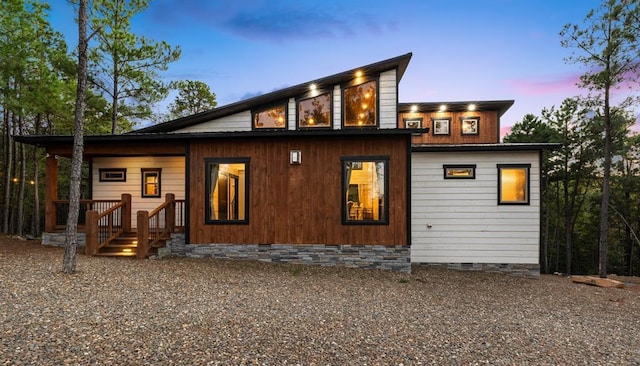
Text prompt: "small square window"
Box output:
[[141, 168, 161, 198], [497, 164, 530, 205], [443, 165, 476, 179], [461, 117, 480, 135], [432, 118, 451, 135]]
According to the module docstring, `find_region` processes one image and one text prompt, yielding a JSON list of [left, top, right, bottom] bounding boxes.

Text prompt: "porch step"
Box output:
[[94, 232, 164, 258]]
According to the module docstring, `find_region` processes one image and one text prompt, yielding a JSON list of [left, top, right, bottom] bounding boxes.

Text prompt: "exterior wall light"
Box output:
[[290, 150, 302, 165]]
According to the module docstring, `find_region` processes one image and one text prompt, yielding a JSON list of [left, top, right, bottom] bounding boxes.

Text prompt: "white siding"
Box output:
[[92, 156, 186, 228], [174, 111, 251, 133], [288, 98, 296, 130], [333, 85, 341, 130], [411, 151, 540, 264], [379, 69, 397, 129]]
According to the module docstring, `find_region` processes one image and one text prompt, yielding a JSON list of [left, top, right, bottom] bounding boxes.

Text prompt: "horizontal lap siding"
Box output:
[[379, 69, 397, 129], [189, 136, 408, 246], [92, 156, 186, 228], [411, 151, 540, 264], [175, 111, 252, 132]]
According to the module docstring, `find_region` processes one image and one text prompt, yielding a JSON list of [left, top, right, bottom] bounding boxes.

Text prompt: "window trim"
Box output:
[[251, 102, 288, 130], [204, 157, 250, 225], [141, 168, 161, 198], [443, 164, 476, 179], [296, 90, 333, 130], [341, 77, 380, 129], [432, 118, 451, 136], [341, 155, 390, 225], [461, 116, 480, 135], [99, 168, 126, 182], [497, 164, 531, 205]]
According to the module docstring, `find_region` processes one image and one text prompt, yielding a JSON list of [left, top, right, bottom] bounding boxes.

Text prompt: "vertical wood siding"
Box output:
[[189, 135, 408, 246], [92, 156, 186, 228], [399, 110, 500, 144], [410, 151, 540, 264]]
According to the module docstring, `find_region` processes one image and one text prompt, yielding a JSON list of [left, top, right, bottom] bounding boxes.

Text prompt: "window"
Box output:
[[298, 92, 331, 128], [461, 117, 480, 135], [141, 168, 161, 197], [253, 104, 287, 129], [99, 168, 126, 182], [497, 164, 530, 204], [342, 157, 388, 224], [443, 164, 476, 179], [205, 158, 249, 223], [343, 80, 377, 127]]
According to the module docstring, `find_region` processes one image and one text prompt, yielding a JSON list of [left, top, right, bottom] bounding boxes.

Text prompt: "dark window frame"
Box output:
[[99, 168, 126, 182], [204, 157, 250, 225], [461, 116, 480, 135], [432, 117, 451, 136], [341, 77, 380, 129], [252, 102, 288, 130], [141, 168, 162, 198], [497, 164, 531, 205], [341, 155, 390, 225], [296, 90, 333, 130], [443, 164, 476, 179]]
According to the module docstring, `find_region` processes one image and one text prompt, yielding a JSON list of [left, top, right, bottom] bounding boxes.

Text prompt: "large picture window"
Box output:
[[253, 104, 286, 129], [343, 80, 377, 127], [205, 158, 249, 223], [497, 164, 530, 205], [298, 92, 331, 128], [141, 168, 161, 198], [342, 157, 389, 224]]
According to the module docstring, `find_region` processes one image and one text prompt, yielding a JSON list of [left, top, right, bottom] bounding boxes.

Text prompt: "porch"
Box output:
[[47, 193, 185, 258]]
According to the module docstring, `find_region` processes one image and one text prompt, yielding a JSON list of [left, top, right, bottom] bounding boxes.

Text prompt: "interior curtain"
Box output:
[[210, 164, 219, 220], [375, 161, 385, 218], [344, 162, 352, 220]]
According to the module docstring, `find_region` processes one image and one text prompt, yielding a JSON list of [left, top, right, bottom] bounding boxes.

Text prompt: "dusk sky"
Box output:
[[46, 0, 639, 134]]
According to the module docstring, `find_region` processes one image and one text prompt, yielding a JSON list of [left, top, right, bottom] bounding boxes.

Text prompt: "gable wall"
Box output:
[[410, 150, 540, 264]]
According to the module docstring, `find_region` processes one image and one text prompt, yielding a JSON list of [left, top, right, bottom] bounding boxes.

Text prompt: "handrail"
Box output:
[[84, 194, 132, 256], [137, 193, 176, 259], [95, 201, 125, 249]]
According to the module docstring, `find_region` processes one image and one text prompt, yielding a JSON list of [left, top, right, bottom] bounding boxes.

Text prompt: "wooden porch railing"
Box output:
[[52, 199, 123, 229], [85, 194, 132, 256], [137, 193, 176, 259]]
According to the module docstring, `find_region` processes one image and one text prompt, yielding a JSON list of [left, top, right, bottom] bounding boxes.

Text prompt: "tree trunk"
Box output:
[[17, 115, 26, 236], [598, 86, 612, 278], [33, 114, 41, 237], [2, 109, 13, 233], [63, 0, 89, 274], [564, 159, 572, 275]]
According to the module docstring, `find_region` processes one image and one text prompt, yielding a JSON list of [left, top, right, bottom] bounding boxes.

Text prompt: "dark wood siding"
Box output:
[[400, 110, 500, 144], [189, 135, 408, 246]]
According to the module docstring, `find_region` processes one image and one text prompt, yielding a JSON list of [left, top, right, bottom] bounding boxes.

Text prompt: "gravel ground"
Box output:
[[1, 236, 639, 365]]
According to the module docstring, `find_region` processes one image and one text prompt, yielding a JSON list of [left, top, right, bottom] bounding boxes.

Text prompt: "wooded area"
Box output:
[[1, 0, 639, 275]]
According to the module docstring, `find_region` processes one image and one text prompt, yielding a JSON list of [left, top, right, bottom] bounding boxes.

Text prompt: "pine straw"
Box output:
[[1, 235, 639, 365]]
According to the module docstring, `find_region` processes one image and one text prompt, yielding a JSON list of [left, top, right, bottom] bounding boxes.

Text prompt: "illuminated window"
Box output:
[[253, 104, 286, 129], [343, 80, 377, 127], [141, 168, 161, 198], [498, 164, 530, 205], [298, 92, 331, 128], [342, 157, 388, 224], [205, 158, 249, 223], [444, 165, 476, 179]]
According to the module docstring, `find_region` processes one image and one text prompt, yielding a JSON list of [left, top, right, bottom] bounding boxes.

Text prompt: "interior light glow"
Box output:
[[361, 103, 368, 109], [468, 103, 477, 111]]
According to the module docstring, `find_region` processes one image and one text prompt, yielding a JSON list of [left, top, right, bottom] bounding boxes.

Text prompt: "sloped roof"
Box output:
[[135, 53, 413, 133]]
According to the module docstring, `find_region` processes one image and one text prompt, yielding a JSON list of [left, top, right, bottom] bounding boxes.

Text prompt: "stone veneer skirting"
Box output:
[[42, 232, 86, 247], [415, 262, 540, 278], [179, 242, 411, 273]]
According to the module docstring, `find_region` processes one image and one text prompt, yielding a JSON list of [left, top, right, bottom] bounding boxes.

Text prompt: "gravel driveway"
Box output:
[[1, 236, 639, 365]]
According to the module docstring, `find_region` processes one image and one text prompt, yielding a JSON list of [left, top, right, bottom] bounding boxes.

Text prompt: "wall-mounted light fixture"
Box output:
[[290, 150, 301, 165]]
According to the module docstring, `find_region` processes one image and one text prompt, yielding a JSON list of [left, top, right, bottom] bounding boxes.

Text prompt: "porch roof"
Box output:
[[398, 100, 514, 117]]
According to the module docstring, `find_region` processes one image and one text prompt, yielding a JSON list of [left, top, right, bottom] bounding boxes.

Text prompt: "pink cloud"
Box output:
[[506, 73, 582, 96]]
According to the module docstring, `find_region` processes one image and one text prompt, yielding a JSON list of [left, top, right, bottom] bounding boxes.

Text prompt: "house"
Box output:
[[16, 53, 555, 276]]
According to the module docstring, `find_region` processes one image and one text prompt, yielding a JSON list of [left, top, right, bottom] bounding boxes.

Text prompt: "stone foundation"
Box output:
[[416, 262, 540, 278], [42, 232, 86, 247], [180, 243, 411, 273]]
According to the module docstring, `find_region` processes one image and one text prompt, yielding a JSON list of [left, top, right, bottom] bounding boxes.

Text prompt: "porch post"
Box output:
[[84, 210, 98, 255], [137, 210, 149, 260], [165, 193, 175, 232], [44, 154, 58, 232], [121, 193, 132, 232]]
